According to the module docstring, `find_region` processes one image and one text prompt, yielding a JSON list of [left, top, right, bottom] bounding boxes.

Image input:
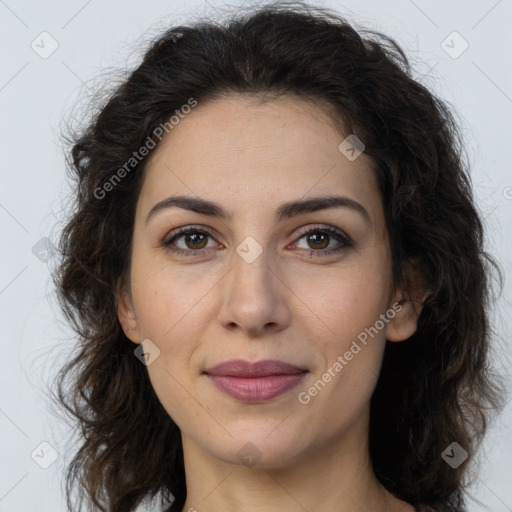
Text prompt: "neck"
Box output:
[[178, 406, 413, 512]]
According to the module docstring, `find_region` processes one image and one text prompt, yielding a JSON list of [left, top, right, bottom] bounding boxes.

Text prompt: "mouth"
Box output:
[[203, 359, 308, 402]]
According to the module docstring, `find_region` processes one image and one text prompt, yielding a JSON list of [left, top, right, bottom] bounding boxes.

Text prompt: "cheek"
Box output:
[[131, 264, 205, 426], [129, 253, 208, 342], [128, 253, 216, 378], [146, 362, 206, 434], [299, 259, 390, 351], [297, 285, 389, 431], [314, 287, 388, 392], [296, 259, 390, 406]]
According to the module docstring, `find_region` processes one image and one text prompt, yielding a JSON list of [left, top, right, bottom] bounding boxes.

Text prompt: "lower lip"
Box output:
[[206, 373, 307, 402]]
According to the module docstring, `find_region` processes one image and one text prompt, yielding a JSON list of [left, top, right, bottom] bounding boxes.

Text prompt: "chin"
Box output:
[[199, 428, 309, 469]]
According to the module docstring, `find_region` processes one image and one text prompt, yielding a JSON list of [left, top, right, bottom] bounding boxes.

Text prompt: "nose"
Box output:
[[217, 246, 291, 337]]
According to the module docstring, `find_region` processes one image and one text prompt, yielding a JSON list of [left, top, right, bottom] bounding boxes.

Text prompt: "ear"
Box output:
[[116, 277, 142, 344], [386, 258, 432, 343]]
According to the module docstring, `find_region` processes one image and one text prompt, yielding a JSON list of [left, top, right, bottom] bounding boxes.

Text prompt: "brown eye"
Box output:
[[163, 227, 218, 256], [293, 225, 353, 257], [305, 232, 330, 250], [181, 232, 208, 250], [162, 224, 353, 258]]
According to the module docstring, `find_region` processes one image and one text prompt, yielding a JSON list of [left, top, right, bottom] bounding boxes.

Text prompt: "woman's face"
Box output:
[[117, 93, 415, 468]]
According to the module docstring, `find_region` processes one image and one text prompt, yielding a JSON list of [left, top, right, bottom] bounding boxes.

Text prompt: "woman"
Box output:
[[52, 2, 506, 511]]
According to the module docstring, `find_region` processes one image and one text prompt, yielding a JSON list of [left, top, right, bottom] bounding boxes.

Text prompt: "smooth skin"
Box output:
[[117, 93, 428, 512]]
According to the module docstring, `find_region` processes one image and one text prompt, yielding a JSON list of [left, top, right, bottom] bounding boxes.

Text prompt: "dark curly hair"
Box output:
[[51, 2, 507, 511]]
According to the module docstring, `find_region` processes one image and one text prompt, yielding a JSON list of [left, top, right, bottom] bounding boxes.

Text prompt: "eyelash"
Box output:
[[162, 224, 354, 258]]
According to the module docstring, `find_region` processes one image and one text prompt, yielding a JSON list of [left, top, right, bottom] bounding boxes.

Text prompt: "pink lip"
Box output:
[[204, 359, 308, 402]]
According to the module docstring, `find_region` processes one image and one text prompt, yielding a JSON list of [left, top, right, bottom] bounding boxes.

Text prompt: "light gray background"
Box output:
[[1, 0, 511, 511]]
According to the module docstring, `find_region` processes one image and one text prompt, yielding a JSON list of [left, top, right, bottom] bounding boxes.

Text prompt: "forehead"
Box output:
[[138, 93, 382, 230]]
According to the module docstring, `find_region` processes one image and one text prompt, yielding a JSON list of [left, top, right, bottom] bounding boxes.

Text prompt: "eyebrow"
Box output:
[[145, 194, 372, 227]]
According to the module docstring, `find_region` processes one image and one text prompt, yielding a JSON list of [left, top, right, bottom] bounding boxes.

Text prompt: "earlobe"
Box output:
[[386, 294, 421, 342], [386, 288, 432, 342], [116, 279, 142, 344], [386, 257, 432, 341]]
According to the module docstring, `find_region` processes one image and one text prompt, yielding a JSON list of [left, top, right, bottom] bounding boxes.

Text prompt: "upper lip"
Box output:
[[204, 359, 307, 377]]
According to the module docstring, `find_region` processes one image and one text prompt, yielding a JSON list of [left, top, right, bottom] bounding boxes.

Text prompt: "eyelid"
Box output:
[[162, 224, 217, 245], [293, 224, 352, 243], [162, 223, 353, 257]]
